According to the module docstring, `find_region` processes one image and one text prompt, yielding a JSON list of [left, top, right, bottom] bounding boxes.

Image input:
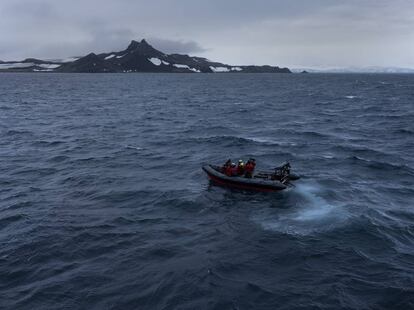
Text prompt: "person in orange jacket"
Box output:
[[225, 164, 233, 176], [222, 159, 232, 174], [244, 158, 256, 178], [230, 163, 238, 176]]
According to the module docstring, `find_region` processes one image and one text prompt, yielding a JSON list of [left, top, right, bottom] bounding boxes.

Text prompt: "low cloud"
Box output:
[[148, 38, 207, 55], [0, 0, 413, 67]]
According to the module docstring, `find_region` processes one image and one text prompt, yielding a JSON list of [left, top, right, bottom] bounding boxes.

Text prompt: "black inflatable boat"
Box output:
[[202, 164, 300, 192]]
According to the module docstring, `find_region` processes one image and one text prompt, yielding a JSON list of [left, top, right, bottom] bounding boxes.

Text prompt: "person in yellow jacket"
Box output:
[[237, 159, 245, 176]]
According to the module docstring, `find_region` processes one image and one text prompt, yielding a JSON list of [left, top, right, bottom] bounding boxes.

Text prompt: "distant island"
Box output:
[[0, 39, 291, 73]]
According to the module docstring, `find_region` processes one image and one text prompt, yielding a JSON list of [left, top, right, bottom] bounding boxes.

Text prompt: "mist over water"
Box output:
[[0, 73, 413, 309], [254, 182, 351, 236]]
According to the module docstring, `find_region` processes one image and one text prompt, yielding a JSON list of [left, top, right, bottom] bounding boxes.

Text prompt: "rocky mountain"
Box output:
[[0, 39, 291, 73]]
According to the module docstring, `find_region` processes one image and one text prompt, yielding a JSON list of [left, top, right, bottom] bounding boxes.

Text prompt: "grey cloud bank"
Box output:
[[1, 0, 413, 68]]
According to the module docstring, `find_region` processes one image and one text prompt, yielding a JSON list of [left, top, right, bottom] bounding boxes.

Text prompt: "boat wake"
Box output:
[[252, 183, 350, 235]]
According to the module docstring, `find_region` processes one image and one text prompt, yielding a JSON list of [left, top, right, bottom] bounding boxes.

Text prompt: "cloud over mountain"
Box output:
[[0, 0, 413, 68]]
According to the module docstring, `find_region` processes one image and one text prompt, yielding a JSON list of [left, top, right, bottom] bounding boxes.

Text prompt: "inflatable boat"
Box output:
[[202, 164, 299, 192]]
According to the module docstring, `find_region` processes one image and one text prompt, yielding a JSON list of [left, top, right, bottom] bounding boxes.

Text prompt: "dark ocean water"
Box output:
[[0, 73, 413, 309]]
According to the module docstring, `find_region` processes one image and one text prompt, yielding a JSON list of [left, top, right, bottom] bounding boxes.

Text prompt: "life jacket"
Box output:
[[237, 163, 244, 175], [245, 162, 254, 173], [225, 166, 233, 176], [231, 166, 238, 176]]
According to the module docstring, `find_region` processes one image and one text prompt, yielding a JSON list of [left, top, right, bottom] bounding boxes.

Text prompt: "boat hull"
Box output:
[[202, 165, 287, 192]]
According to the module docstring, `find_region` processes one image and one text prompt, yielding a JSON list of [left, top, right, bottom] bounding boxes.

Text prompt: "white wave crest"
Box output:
[[125, 145, 143, 150]]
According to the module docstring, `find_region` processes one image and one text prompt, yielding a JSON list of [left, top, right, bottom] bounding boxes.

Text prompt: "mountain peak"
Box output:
[[127, 40, 140, 51], [126, 39, 153, 51], [124, 39, 164, 57]]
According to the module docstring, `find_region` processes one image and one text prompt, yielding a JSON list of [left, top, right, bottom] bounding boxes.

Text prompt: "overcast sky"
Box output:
[[1, 0, 413, 68]]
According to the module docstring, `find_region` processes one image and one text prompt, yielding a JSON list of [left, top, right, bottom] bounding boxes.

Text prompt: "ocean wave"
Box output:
[[48, 155, 70, 162], [347, 155, 413, 175], [188, 135, 301, 147], [245, 137, 298, 146], [321, 154, 335, 159], [297, 131, 333, 139], [1, 201, 32, 211], [31, 140, 65, 147], [394, 128, 414, 135], [5, 129, 32, 136], [186, 135, 258, 147], [332, 144, 397, 159], [0, 213, 26, 230], [11, 167, 58, 177], [125, 145, 143, 151]]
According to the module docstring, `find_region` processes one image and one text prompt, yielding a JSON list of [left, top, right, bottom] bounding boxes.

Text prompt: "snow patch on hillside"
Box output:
[[148, 58, 162, 66], [173, 64, 190, 69], [210, 66, 230, 72], [174, 64, 200, 72], [231, 67, 243, 71]]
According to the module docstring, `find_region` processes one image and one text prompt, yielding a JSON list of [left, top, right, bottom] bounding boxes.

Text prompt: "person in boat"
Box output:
[[280, 162, 291, 184], [271, 162, 291, 180], [237, 159, 245, 175], [283, 162, 291, 175], [230, 163, 238, 176], [244, 158, 256, 178], [223, 160, 233, 176], [222, 159, 232, 173]]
